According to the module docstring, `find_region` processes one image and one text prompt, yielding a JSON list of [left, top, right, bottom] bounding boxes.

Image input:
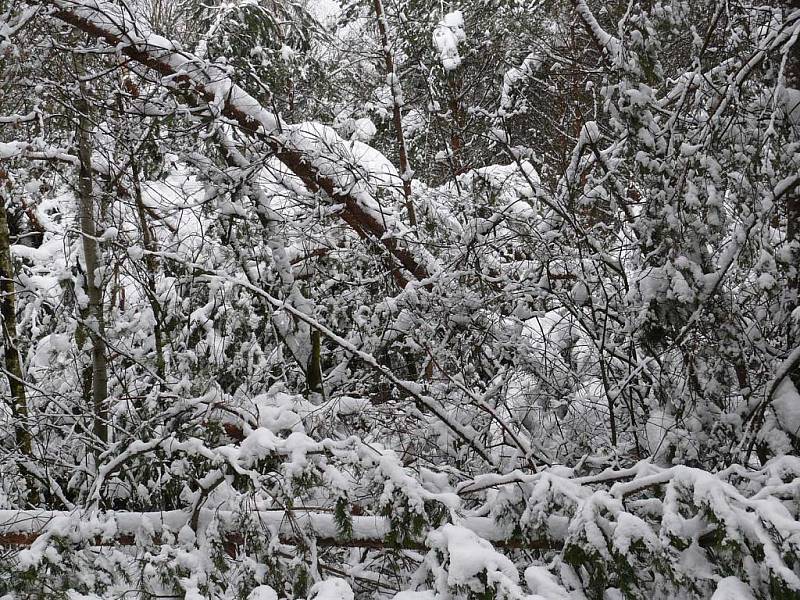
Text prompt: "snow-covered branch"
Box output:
[[35, 0, 436, 287]]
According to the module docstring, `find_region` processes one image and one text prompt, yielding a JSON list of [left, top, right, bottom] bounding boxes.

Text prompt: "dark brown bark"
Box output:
[[446, 70, 465, 173], [307, 328, 324, 396]]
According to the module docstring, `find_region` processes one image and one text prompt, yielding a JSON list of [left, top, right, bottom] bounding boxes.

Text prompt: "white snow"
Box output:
[[432, 11, 466, 72], [523, 566, 571, 599], [309, 578, 354, 600], [350, 117, 377, 142], [248, 586, 278, 600], [772, 378, 800, 436], [427, 524, 518, 587], [305, 0, 341, 29], [710, 577, 756, 600], [392, 592, 438, 600], [0, 140, 27, 158]]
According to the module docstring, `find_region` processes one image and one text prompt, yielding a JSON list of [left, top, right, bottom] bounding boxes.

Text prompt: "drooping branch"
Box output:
[[571, 0, 621, 58]]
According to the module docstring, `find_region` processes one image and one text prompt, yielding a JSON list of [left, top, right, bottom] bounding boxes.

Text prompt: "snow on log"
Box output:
[[0, 509, 557, 551]]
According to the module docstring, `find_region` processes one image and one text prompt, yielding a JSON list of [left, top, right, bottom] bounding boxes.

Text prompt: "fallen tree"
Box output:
[[31, 0, 434, 288]]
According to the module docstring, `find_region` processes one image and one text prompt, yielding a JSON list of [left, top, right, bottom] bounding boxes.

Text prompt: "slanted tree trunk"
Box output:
[[75, 89, 109, 445], [0, 169, 32, 457], [39, 0, 435, 290]]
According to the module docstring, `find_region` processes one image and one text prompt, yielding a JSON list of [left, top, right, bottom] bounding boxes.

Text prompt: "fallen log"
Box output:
[[0, 508, 560, 552]]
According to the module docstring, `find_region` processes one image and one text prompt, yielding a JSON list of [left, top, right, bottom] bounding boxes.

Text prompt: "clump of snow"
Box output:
[[100, 226, 118, 241], [248, 585, 278, 600], [351, 117, 377, 142], [336, 396, 369, 416], [771, 379, 800, 437], [432, 11, 466, 72], [402, 109, 426, 137], [570, 280, 590, 306], [252, 392, 309, 433], [711, 577, 756, 600], [612, 512, 660, 555], [392, 592, 438, 600], [0, 141, 26, 159], [524, 566, 571, 599], [350, 140, 402, 190], [238, 428, 280, 462], [309, 578, 354, 600], [757, 272, 777, 290], [428, 524, 518, 588], [280, 45, 295, 62], [127, 246, 144, 260]]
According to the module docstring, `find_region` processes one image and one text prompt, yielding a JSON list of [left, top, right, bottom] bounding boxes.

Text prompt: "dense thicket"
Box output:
[[0, 1, 799, 598]]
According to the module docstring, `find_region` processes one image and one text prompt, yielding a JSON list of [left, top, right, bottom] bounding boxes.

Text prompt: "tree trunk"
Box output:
[[307, 329, 324, 398], [372, 0, 416, 227], [75, 90, 109, 445], [132, 162, 166, 380], [0, 169, 32, 456], [786, 0, 800, 353]]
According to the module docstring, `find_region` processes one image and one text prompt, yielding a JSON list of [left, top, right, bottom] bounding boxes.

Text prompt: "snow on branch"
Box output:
[[571, 0, 621, 59], [35, 0, 436, 287], [5, 457, 800, 597]]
